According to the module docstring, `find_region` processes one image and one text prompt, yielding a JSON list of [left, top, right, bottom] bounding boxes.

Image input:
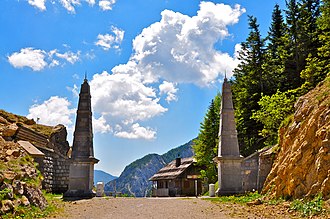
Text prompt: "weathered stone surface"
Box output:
[[1, 200, 14, 214], [21, 195, 30, 206], [214, 77, 243, 195], [0, 116, 9, 124], [262, 78, 330, 200], [2, 123, 18, 137], [23, 184, 48, 210], [13, 180, 24, 195]]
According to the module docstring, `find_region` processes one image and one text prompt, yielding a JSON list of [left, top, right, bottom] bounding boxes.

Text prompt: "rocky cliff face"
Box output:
[[262, 77, 330, 200], [0, 137, 47, 214], [105, 140, 194, 197]]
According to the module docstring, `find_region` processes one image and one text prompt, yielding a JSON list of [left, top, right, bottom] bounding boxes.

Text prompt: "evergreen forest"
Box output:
[[193, 0, 330, 184]]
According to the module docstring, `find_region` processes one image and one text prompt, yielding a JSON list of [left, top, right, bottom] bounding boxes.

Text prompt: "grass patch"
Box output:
[[203, 192, 263, 204], [290, 194, 325, 217], [1, 193, 63, 219]]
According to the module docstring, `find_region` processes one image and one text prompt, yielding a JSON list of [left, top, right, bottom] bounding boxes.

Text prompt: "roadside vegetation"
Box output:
[[1, 193, 63, 219]]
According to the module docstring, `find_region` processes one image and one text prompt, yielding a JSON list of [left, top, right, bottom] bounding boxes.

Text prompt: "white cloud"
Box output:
[[8, 47, 81, 71], [95, 26, 124, 51], [99, 0, 115, 11], [86, 0, 95, 6], [55, 51, 81, 64], [59, 0, 81, 13], [113, 2, 245, 86], [27, 96, 75, 127], [159, 81, 178, 103], [28, 0, 46, 11], [83, 2, 245, 140], [114, 123, 156, 140], [26, 0, 116, 13], [93, 116, 112, 133], [89, 71, 167, 139], [8, 48, 47, 71]]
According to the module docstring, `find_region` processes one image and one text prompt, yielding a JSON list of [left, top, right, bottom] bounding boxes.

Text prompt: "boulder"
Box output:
[[23, 184, 47, 210], [0, 200, 14, 214], [13, 180, 24, 195], [2, 123, 18, 137], [21, 195, 30, 206]]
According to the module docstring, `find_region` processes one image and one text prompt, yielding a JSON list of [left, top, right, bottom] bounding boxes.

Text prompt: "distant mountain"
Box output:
[[104, 140, 195, 197], [94, 170, 117, 185]]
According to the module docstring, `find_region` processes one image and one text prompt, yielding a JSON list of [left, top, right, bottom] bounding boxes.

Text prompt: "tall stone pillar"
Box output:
[[214, 77, 243, 195], [64, 78, 99, 198]]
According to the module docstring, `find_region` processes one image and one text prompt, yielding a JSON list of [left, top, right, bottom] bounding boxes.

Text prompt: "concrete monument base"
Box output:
[[215, 156, 244, 195], [64, 158, 98, 198]]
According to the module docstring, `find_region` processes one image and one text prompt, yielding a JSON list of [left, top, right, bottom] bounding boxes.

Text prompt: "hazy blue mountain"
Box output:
[[104, 140, 194, 197], [94, 170, 117, 185]]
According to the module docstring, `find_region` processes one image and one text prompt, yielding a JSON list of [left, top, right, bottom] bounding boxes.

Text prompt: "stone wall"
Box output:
[[15, 125, 70, 194], [241, 147, 274, 192], [242, 152, 259, 192]]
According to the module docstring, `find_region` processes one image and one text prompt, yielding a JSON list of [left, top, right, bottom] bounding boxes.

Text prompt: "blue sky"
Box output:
[[0, 0, 285, 176]]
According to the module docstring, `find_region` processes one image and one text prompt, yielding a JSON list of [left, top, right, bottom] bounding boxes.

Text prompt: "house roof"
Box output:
[[149, 157, 196, 181]]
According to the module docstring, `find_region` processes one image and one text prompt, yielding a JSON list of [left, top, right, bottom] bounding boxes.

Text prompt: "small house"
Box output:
[[149, 157, 203, 197]]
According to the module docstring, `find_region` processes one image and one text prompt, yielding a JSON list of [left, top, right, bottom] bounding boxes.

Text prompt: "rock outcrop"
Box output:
[[262, 78, 330, 200], [0, 136, 47, 214]]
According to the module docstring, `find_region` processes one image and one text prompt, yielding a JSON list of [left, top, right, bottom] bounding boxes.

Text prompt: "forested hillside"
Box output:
[[193, 0, 330, 186], [231, 0, 329, 156]]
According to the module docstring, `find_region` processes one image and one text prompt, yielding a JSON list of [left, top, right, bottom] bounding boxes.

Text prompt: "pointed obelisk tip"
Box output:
[[224, 71, 228, 82], [84, 71, 88, 82]]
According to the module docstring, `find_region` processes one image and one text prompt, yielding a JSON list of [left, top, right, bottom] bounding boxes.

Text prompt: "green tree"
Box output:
[[251, 91, 295, 146], [193, 93, 221, 184], [263, 4, 288, 92], [232, 16, 266, 156], [301, 0, 330, 86]]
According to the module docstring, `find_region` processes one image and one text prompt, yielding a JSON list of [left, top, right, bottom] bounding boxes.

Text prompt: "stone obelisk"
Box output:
[[64, 77, 99, 198], [214, 76, 243, 195]]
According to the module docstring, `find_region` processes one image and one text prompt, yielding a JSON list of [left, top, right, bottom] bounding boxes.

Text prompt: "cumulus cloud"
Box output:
[[95, 26, 124, 51], [89, 71, 167, 139], [26, 0, 115, 13], [55, 50, 81, 64], [82, 2, 245, 140], [99, 0, 115, 11], [8, 48, 47, 71], [114, 123, 156, 140], [27, 96, 75, 127], [159, 81, 178, 103], [8, 47, 81, 71], [112, 2, 245, 86], [59, 0, 81, 13], [28, 0, 46, 11]]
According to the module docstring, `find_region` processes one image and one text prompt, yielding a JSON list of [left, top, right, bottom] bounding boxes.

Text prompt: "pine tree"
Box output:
[[301, 0, 329, 85], [232, 16, 266, 156], [193, 93, 221, 184], [263, 4, 288, 92]]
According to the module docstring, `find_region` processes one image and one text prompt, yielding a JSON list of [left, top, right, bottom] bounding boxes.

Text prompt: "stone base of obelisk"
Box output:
[[63, 159, 98, 199], [215, 156, 244, 195]]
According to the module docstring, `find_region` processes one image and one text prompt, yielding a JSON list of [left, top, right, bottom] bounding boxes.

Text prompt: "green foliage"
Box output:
[[232, 16, 266, 156], [203, 192, 262, 204], [193, 93, 221, 184], [1, 192, 62, 219], [251, 91, 295, 146], [0, 188, 12, 200], [290, 194, 325, 217]]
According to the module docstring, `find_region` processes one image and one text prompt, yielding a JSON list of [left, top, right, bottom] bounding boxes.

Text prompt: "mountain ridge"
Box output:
[[104, 139, 195, 197]]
